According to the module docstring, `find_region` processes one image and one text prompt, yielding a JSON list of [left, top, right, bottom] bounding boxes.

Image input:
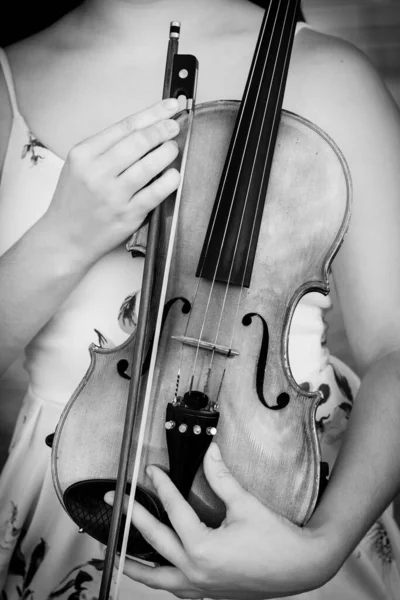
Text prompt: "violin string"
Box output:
[[177, 3, 275, 395], [193, 1, 274, 277], [208, 0, 294, 371], [193, 0, 299, 391], [176, 259, 207, 394], [226, 0, 299, 359], [188, 1, 281, 390]]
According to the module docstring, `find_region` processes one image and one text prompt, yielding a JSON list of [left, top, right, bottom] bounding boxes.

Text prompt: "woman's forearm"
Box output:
[[0, 215, 91, 376], [307, 348, 400, 570]]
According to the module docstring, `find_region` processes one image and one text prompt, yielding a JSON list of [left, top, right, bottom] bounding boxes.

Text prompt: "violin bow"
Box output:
[[99, 22, 199, 600]]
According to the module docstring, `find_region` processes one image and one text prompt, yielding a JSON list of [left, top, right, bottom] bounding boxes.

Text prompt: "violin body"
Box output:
[[52, 100, 351, 560]]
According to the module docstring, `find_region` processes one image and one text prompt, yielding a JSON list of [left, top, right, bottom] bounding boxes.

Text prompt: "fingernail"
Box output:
[[146, 465, 155, 479], [104, 492, 114, 505], [163, 98, 179, 110], [208, 442, 221, 460]]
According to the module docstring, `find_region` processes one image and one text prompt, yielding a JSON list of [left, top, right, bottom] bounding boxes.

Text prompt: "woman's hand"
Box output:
[[0, 98, 181, 373], [42, 98, 181, 265], [105, 443, 338, 599]]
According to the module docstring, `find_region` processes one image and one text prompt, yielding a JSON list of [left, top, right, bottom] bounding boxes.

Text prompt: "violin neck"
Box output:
[[197, 0, 300, 287], [238, 0, 301, 152]]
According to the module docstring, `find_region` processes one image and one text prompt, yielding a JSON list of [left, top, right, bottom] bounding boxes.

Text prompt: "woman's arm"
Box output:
[[0, 98, 181, 375], [307, 349, 400, 563], [113, 33, 400, 599], [304, 28, 400, 566]]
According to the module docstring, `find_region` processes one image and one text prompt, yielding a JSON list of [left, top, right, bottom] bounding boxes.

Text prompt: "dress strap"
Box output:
[[0, 48, 21, 118]]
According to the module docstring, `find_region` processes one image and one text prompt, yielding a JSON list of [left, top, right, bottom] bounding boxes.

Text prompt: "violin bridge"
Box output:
[[171, 336, 238, 357]]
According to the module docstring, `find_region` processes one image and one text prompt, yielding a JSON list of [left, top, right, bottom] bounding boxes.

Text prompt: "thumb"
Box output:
[[203, 442, 249, 512]]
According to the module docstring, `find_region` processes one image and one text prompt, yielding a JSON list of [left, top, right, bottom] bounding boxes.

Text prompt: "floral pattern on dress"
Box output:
[[48, 559, 106, 600], [367, 521, 394, 565], [300, 366, 354, 446], [0, 502, 22, 588], [93, 329, 108, 349], [1, 513, 48, 600], [21, 135, 46, 166], [118, 291, 139, 335], [1, 523, 105, 600]]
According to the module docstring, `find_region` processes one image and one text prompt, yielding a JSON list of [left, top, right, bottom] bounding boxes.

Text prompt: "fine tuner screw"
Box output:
[[165, 423, 217, 435]]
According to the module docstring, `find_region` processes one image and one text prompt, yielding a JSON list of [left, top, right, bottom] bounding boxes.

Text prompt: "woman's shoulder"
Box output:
[[289, 26, 397, 157], [296, 26, 383, 97], [296, 30, 400, 372], [5, 22, 70, 93], [0, 13, 89, 163], [0, 12, 77, 175], [0, 37, 39, 177]]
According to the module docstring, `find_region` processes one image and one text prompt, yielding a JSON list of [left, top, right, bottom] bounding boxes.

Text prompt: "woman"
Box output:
[[0, 0, 400, 598]]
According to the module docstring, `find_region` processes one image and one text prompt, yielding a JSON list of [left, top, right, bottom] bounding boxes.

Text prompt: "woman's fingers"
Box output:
[[49, 98, 182, 262], [129, 167, 180, 221], [203, 443, 251, 515], [102, 118, 180, 176], [83, 98, 180, 154], [104, 492, 190, 571], [146, 466, 209, 549], [122, 561, 199, 597], [120, 139, 180, 195], [132, 499, 191, 569]]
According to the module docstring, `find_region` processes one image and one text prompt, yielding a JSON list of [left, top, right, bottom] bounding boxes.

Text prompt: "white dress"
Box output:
[[0, 45, 400, 600]]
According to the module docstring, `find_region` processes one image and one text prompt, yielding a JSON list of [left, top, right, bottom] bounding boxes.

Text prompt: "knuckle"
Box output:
[[83, 163, 106, 192], [136, 127, 158, 151], [133, 159, 151, 181], [143, 121, 173, 148], [188, 565, 209, 589], [67, 142, 90, 167], [215, 464, 231, 479], [159, 118, 179, 138], [189, 540, 209, 566], [112, 199, 126, 218], [67, 148, 108, 192], [118, 116, 135, 135]]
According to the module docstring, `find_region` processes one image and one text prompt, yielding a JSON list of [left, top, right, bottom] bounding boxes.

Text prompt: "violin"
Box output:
[[49, 1, 352, 597]]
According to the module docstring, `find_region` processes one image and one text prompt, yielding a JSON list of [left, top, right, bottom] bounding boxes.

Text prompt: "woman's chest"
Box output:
[[15, 32, 307, 160]]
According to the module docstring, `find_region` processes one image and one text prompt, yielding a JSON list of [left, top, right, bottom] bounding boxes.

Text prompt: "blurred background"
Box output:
[[0, 0, 399, 514]]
